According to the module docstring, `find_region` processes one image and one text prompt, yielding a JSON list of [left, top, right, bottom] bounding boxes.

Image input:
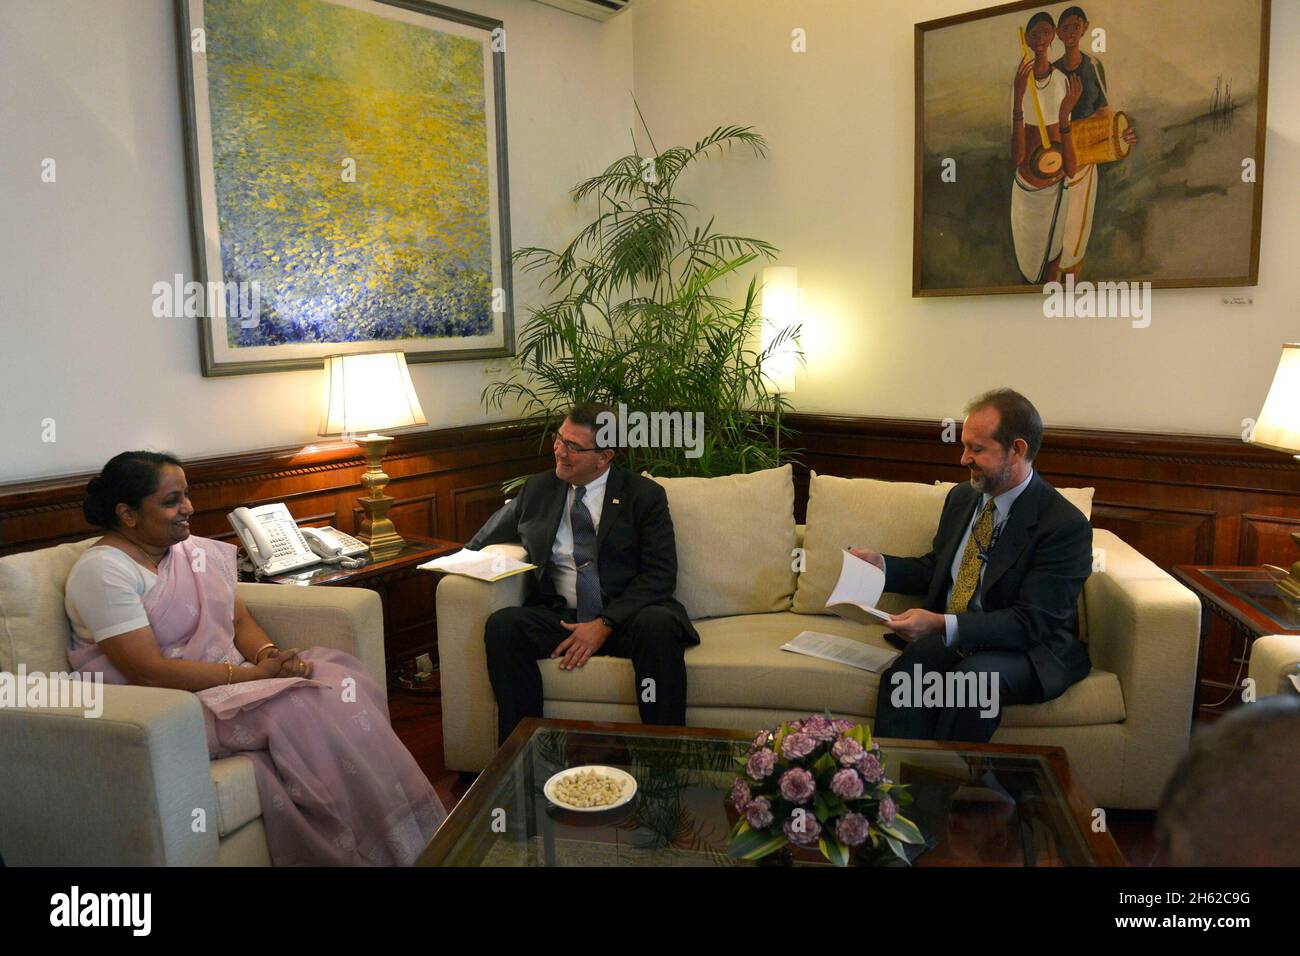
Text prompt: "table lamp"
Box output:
[[319, 351, 428, 558], [1251, 342, 1300, 603]]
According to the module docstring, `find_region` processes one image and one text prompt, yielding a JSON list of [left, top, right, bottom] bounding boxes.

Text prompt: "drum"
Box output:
[[1071, 111, 1132, 165]]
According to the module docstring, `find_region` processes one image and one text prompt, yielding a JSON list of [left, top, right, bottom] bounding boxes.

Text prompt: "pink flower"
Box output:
[[831, 768, 864, 799], [730, 778, 752, 812], [858, 752, 885, 783], [878, 796, 897, 826], [832, 737, 865, 766], [746, 797, 774, 829], [750, 730, 771, 752], [747, 749, 777, 780], [832, 719, 856, 734], [835, 812, 871, 847], [783, 812, 822, 845], [778, 767, 816, 804], [781, 732, 816, 760], [801, 715, 837, 741]]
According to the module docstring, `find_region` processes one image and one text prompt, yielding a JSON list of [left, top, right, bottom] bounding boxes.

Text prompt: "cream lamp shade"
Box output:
[[319, 351, 427, 437], [760, 266, 799, 394], [1252, 343, 1300, 456]]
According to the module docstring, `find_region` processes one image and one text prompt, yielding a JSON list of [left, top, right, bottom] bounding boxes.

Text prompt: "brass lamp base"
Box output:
[[353, 433, 405, 560], [1264, 532, 1300, 607]]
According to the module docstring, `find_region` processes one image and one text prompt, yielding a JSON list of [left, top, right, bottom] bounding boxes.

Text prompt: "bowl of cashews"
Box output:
[[543, 765, 638, 812]]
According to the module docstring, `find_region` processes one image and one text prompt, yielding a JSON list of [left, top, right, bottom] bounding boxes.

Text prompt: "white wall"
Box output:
[[628, 0, 1299, 438], [0, 0, 634, 481]]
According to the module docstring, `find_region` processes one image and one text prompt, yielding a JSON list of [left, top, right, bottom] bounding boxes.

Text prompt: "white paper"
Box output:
[[418, 548, 535, 581], [825, 550, 892, 621], [781, 630, 900, 673]]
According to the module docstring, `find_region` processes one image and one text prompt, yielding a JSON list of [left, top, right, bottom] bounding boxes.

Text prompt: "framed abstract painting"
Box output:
[[176, 0, 513, 375], [913, 0, 1270, 296]]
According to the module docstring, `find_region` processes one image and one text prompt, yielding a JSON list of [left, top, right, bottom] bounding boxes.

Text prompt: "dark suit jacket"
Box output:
[[467, 464, 700, 643], [883, 472, 1091, 701]]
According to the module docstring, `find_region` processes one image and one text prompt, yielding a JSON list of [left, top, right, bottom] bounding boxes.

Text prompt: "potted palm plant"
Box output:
[[484, 112, 800, 482]]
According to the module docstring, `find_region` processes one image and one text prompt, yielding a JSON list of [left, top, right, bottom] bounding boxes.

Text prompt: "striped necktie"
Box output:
[[947, 499, 996, 614], [571, 485, 603, 622]]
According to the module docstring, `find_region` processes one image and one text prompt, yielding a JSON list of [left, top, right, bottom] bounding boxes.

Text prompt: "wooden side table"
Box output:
[[1172, 565, 1300, 721], [239, 534, 461, 690]]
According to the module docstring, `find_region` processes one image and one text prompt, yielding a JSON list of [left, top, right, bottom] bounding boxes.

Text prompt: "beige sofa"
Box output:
[[438, 466, 1203, 809], [0, 537, 385, 866]]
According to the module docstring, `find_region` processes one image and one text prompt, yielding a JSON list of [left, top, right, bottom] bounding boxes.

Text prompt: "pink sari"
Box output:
[[69, 536, 445, 866]]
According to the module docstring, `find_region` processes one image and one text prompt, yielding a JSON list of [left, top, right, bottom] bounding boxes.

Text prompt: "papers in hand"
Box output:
[[825, 549, 894, 624], [781, 631, 900, 673], [418, 548, 536, 582]]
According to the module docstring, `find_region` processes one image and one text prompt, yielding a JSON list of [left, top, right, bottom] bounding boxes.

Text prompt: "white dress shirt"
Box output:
[[550, 467, 610, 610]]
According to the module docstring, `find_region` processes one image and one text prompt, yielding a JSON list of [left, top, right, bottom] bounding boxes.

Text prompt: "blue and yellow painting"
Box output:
[[204, 0, 495, 347]]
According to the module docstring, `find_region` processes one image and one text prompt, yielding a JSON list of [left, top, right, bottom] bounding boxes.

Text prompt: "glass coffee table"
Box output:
[[419, 719, 1125, 866]]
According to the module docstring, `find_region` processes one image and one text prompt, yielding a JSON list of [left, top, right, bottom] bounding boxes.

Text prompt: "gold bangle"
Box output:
[[226, 663, 234, 685], [253, 642, 276, 664]]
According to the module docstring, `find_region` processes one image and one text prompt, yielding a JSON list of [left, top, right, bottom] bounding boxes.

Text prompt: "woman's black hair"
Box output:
[[1059, 6, 1088, 25], [83, 451, 184, 529], [1026, 11, 1056, 32]]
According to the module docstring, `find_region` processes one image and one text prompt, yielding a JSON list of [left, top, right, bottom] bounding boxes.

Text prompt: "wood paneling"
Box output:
[[0, 421, 550, 557]]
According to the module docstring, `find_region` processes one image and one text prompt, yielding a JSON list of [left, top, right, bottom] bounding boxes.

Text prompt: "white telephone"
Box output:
[[228, 504, 368, 576]]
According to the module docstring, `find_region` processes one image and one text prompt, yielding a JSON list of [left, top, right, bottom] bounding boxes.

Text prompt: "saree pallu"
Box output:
[[69, 536, 444, 865]]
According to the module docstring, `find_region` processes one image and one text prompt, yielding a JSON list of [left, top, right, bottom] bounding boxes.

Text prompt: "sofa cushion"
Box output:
[[0, 537, 101, 674], [792, 473, 949, 614], [540, 611, 1125, 727], [646, 465, 797, 619], [210, 755, 262, 837]]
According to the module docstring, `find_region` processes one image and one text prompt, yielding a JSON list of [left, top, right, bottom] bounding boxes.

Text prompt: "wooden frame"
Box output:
[[175, 0, 515, 375], [913, 0, 1271, 296]]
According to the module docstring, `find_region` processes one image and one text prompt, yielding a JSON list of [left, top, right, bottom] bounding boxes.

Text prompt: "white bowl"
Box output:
[[543, 765, 638, 813]]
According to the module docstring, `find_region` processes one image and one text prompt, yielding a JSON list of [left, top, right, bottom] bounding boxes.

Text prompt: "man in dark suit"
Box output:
[[852, 389, 1092, 742], [468, 402, 699, 744]]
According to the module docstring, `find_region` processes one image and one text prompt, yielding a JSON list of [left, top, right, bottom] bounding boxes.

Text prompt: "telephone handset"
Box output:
[[228, 504, 368, 576]]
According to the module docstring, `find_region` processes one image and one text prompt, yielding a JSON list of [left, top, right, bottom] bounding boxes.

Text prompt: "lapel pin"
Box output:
[[612, 498, 620, 505]]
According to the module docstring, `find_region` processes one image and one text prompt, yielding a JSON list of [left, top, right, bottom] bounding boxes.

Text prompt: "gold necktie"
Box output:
[[948, 499, 996, 614]]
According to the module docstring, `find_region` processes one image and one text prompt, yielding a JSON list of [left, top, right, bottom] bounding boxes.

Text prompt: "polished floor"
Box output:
[[389, 684, 1163, 866]]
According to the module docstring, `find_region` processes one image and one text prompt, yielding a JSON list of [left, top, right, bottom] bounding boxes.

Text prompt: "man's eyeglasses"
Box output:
[[552, 432, 603, 455]]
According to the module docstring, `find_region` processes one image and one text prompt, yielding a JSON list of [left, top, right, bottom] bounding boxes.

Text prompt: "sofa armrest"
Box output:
[[436, 544, 530, 771], [236, 582, 385, 692], [1084, 528, 1202, 805], [1247, 634, 1300, 698], [0, 680, 218, 865]]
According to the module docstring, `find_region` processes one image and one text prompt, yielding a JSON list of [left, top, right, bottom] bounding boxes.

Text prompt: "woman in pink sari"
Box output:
[[65, 451, 445, 865]]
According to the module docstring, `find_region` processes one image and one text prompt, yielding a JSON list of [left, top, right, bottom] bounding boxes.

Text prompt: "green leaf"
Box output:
[[879, 814, 925, 845], [820, 834, 851, 867], [727, 827, 790, 861], [729, 817, 750, 840], [811, 752, 837, 778], [849, 724, 866, 746], [883, 834, 911, 864]]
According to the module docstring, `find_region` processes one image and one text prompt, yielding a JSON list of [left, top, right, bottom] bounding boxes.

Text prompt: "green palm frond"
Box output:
[[484, 115, 800, 479]]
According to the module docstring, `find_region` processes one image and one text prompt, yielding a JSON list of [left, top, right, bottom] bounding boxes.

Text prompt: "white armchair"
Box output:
[[0, 538, 385, 866], [1248, 634, 1300, 699]]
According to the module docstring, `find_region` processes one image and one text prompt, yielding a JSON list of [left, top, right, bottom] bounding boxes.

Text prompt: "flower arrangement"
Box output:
[[726, 713, 925, 866]]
